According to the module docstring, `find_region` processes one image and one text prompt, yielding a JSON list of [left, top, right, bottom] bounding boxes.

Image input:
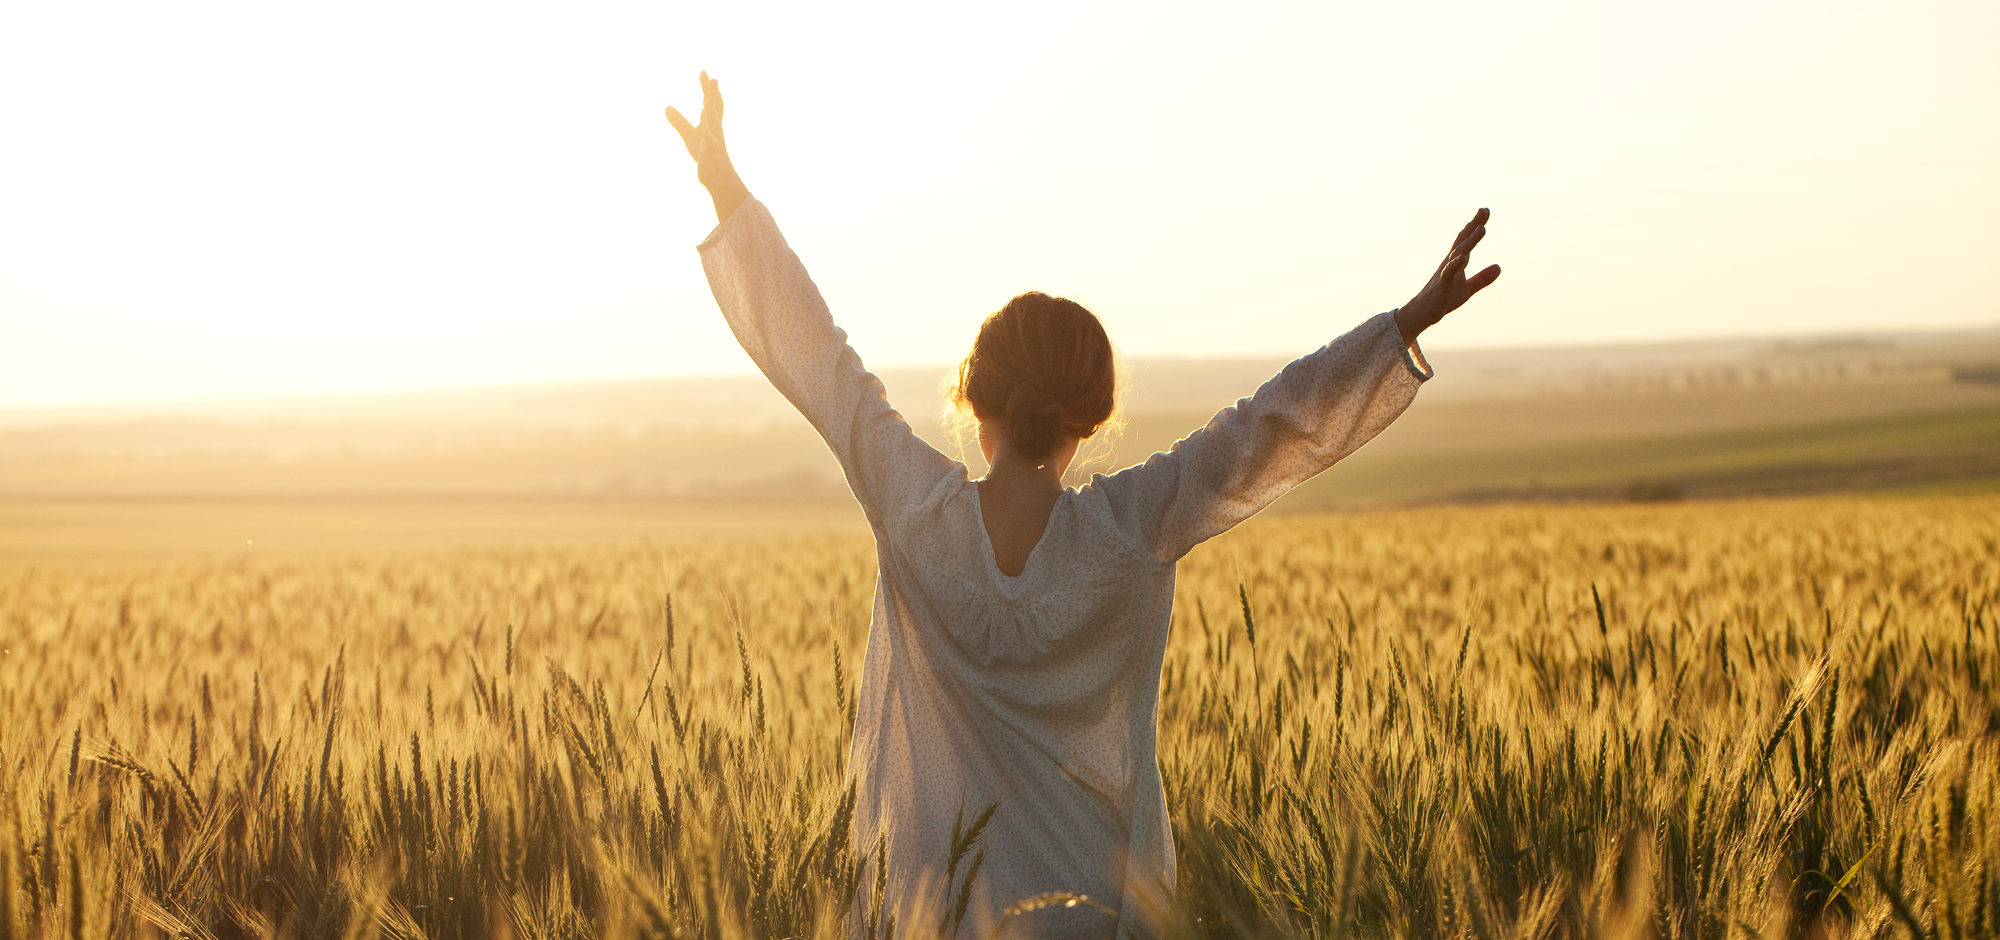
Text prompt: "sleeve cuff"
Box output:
[[1403, 338, 1434, 382], [695, 195, 762, 253], [1383, 309, 1434, 381]]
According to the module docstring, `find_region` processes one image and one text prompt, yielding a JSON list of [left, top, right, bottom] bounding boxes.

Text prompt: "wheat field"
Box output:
[[1, 495, 1995, 938]]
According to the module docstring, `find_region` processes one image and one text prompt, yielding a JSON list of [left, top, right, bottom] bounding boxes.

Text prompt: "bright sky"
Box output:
[[3, 0, 1996, 407]]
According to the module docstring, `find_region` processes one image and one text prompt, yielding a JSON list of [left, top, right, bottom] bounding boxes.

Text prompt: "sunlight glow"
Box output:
[[2, 0, 1995, 406]]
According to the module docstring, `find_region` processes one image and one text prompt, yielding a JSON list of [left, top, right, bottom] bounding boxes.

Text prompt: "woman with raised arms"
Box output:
[[665, 72, 1500, 938]]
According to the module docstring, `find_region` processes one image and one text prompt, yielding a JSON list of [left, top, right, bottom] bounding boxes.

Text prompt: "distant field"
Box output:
[[1285, 404, 2000, 508], [5, 402, 1999, 564], [0, 495, 867, 565], [5, 326, 1999, 565]]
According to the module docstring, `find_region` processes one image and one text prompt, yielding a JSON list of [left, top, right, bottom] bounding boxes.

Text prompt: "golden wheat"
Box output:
[[0, 495, 1995, 937]]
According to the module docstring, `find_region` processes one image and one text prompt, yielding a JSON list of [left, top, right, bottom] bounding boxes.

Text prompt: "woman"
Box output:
[[666, 73, 1499, 938]]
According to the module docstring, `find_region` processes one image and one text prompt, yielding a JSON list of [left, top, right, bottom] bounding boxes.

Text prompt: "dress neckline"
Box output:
[[970, 479, 1066, 585]]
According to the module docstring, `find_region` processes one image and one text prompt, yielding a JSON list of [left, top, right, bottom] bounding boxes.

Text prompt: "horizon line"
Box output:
[[6, 319, 1998, 416]]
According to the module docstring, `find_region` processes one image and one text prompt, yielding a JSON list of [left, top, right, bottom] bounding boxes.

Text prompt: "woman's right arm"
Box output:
[[1096, 312, 1432, 562], [1096, 210, 1500, 561]]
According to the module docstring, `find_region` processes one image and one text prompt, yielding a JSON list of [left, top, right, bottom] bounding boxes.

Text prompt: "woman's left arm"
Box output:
[[669, 76, 955, 530]]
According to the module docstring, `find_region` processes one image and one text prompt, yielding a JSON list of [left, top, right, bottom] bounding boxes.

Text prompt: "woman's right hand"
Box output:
[[1396, 208, 1501, 345], [666, 72, 749, 222]]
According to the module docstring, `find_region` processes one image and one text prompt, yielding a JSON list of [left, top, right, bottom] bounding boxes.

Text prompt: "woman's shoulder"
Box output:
[[1063, 479, 1170, 565], [878, 462, 974, 536]]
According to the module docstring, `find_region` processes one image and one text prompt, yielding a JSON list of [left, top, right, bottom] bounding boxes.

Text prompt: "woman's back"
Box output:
[[866, 474, 1181, 937]]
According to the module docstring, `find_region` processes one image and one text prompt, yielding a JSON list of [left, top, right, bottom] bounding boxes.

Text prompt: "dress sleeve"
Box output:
[[1093, 310, 1432, 562], [697, 197, 957, 530]]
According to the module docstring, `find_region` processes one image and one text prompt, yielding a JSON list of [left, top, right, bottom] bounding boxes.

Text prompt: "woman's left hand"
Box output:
[[1397, 208, 1501, 345], [666, 72, 749, 222]]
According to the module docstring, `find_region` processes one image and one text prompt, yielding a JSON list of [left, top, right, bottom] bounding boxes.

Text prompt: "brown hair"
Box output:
[[949, 291, 1118, 463]]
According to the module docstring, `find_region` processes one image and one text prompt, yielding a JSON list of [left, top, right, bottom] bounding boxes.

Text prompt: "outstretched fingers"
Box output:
[[1456, 208, 1488, 246], [664, 106, 697, 151], [1434, 210, 1489, 278], [1409, 209, 1500, 330], [1452, 211, 1489, 254], [1468, 264, 1502, 293], [701, 71, 723, 123], [666, 72, 726, 164], [1459, 224, 1487, 255], [1450, 208, 1489, 249], [1441, 209, 1492, 278]]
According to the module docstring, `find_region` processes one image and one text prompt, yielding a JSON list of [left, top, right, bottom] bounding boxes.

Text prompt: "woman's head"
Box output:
[[950, 291, 1118, 468]]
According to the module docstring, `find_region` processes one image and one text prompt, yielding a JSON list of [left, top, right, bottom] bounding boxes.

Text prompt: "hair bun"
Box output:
[[949, 291, 1119, 465], [1004, 378, 1065, 463]]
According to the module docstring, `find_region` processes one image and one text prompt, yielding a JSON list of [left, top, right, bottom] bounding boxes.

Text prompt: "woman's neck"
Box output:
[[976, 444, 1067, 577], [981, 445, 1066, 493]]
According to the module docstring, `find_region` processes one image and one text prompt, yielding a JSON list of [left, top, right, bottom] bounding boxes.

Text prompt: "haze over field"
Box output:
[[6, 325, 1999, 560]]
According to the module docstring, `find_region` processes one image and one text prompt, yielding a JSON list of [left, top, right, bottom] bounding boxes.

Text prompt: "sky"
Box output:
[[2, 0, 1996, 407]]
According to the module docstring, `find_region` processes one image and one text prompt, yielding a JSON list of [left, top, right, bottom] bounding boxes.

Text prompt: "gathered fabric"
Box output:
[[698, 197, 1431, 938]]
